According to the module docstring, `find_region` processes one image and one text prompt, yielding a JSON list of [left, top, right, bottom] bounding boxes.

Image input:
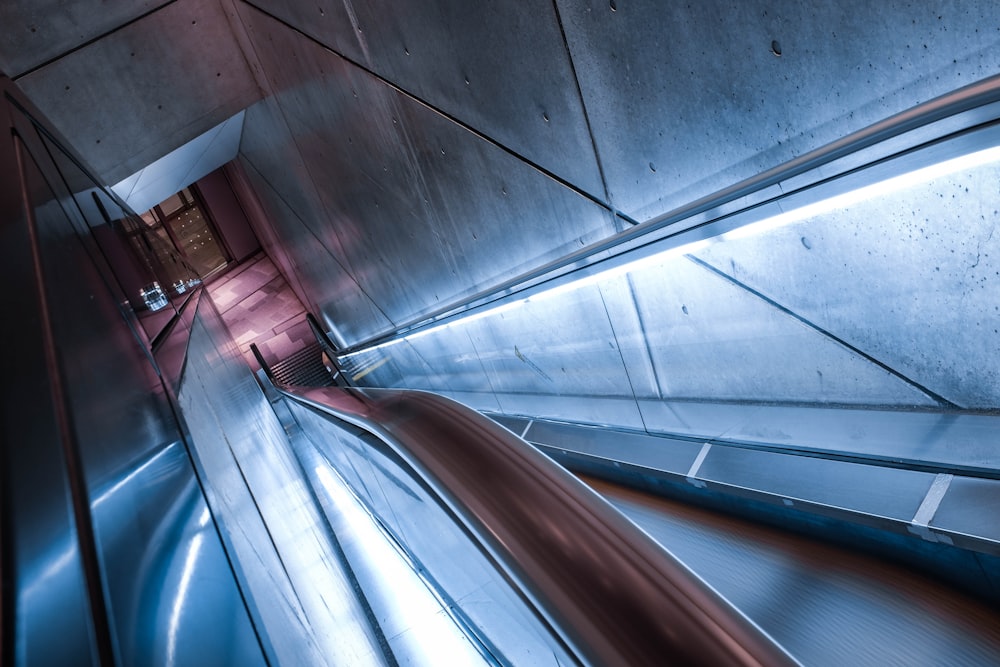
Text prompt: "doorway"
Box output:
[[141, 186, 229, 280]]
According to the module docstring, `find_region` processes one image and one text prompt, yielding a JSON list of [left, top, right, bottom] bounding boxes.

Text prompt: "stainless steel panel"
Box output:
[[237, 4, 617, 345], [637, 399, 764, 441], [596, 480, 1000, 667], [438, 390, 503, 414], [525, 420, 703, 476], [0, 0, 162, 77], [723, 405, 1000, 470], [931, 477, 1000, 543], [556, 0, 1000, 222], [484, 413, 531, 436], [16, 0, 261, 185], [694, 160, 1000, 409], [285, 387, 796, 666], [179, 298, 390, 666], [90, 444, 265, 667], [696, 447, 935, 521], [495, 393, 646, 430], [4, 83, 265, 666], [2, 124, 100, 667], [288, 402, 577, 666]]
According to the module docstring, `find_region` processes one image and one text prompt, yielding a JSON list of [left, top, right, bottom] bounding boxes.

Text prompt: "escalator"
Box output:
[[252, 344, 1000, 666], [588, 477, 1000, 667]]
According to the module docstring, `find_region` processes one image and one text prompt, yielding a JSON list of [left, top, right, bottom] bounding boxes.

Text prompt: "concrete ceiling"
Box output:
[[1, 0, 261, 187]]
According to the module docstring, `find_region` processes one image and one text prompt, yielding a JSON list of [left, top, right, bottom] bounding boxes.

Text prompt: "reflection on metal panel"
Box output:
[[289, 406, 576, 666], [281, 387, 796, 666], [2, 79, 265, 667], [594, 479, 1000, 667], [179, 297, 391, 666], [2, 136, 100, 666]]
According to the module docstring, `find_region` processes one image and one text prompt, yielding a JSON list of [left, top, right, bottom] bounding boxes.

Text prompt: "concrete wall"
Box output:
[[230, 1, 1000, 417]]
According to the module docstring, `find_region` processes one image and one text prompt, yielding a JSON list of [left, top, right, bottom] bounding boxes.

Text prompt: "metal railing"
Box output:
[[263, 364, 796, 666]]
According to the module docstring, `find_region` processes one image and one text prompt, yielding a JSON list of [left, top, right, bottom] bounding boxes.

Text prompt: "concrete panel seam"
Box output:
[[11, 0, 178, 80], [239, 0, 616, 216], [685, 254, 961, 409]]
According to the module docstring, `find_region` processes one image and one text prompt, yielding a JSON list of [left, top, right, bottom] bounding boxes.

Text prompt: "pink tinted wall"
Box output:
[[196, 166, 260, 262]]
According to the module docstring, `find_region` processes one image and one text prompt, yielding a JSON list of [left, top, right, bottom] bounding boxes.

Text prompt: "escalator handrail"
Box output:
[[280, 384, 798, 667], [336, 73, 1000, 355]]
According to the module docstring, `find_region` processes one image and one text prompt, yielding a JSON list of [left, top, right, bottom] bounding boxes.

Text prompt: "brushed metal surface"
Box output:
[[288, 403, 576, 666], [932, 476, 1000, 543], [593, 478, 1000, 667], [525, 420, 705, 476], [33, 125, 192, 343], [695, 447, 935, 521], [285, 386, 796, 667], [15, 0, 261, 185], [179, 297, 392, 666], [556, 0, 1000, 222], [2, 114, 100, 667], [3, 81, 265, 666]]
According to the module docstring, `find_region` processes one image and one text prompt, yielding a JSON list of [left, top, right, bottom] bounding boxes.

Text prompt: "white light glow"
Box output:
[[22, 543, 77, 601], [346, 140, 1000, 359], [166, 532, 205, 667], [313, 464, 488, 666], [91, 445, 176, 509], [722, 143, 1000, 241]]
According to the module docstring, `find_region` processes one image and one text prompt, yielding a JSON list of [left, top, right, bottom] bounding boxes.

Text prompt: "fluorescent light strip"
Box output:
[[346, 139, 1000, 360], [723, 143, 1000, 241]]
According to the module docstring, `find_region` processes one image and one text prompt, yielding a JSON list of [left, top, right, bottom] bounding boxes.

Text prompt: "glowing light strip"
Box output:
[[723, 143, 1000, 241], [313, 465, 489, 665], [345, 140, 1000, 360]]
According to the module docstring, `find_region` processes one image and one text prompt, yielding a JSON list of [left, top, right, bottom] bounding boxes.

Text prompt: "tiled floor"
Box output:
[[207, 251, 313, 369]]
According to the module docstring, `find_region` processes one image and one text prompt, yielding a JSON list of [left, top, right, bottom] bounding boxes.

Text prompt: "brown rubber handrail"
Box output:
[[281, 384, 798, 667]]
